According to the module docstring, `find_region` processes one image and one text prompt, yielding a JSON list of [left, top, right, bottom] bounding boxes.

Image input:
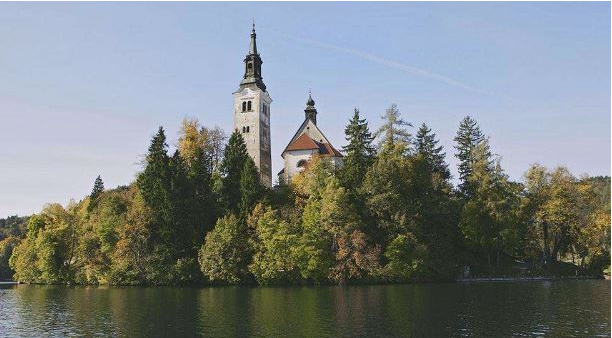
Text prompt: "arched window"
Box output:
[[246, 126, 250, 133], [242, 126, 246, 133], [297, 160, 307, 168], [242, 102, 247, 112], [247, 101, 252, 111]]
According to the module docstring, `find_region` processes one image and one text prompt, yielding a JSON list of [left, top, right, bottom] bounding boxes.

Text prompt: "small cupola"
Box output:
[[304, 92, 318, 125]]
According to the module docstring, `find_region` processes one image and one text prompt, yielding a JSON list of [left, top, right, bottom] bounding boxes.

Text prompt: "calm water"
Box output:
[[0, 281, 609, 338]]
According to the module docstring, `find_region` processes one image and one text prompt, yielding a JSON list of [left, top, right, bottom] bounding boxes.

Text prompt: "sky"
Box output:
[[0, 2, 610, 218]]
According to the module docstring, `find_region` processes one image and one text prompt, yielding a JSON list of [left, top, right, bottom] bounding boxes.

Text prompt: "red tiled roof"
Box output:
[[286, 133, 319, 151], [322, 143, 343, 157], [285, 133, 343, 157]]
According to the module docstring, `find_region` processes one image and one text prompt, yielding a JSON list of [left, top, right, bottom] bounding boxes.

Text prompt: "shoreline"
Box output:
[[455, 275, 602, 282], [2, 276, 605, 288]]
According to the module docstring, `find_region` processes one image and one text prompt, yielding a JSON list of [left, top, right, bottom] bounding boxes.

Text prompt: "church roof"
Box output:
[[281, 94, 343, 159], [286, 133, 319, 151], [284, 131, 343, 157]]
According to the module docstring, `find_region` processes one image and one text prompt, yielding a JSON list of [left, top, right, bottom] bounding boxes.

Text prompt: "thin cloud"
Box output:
[[262, 28, 496, 96]]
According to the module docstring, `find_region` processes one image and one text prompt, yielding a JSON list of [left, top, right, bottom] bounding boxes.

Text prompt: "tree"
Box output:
[[573, 177, 611, 272], [0, 237, 19, 279], [110, 192, 153, 284], [385, 233, 427, 280], [459, 141, 521, 267], [374, 104, 412, 151], [90, 175, 105, 199], [454, 116, 488, 197], [293, 156, 378, 284], [87, 175, 105, 212], [168, 150, 195, 258], [340, 108, 375, 191], [248, 204, 300, 285], [177, 118, 219, 248], [329, 229, 381, 284], [220, 131, 249, 212], [188, 146, 217, 242], [198, 214, 251, 284], [136, 127, 172, 237], [10, 204, 80, 283], [415, 123, 450, 180], [524, 166, 582, 265], [178, 118, 227, 172], [360, 144, 412, 245], [239, 157, 263, 217], [178, 118, 205, 166]]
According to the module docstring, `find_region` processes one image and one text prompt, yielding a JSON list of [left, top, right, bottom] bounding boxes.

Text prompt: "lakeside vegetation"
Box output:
[[1, 107, 609, 285]]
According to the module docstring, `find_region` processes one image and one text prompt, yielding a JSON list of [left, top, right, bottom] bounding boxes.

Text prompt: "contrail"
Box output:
[[261, 28, 496, 96]]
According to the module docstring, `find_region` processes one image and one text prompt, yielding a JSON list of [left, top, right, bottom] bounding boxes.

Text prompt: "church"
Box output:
[[233, 25, 343, 187]]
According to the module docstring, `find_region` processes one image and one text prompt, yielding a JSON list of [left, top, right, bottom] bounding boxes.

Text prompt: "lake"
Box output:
[[0, 281, 609, 338]]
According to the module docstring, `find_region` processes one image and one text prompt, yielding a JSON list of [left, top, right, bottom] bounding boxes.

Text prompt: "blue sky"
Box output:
[[0, 2, 610, 217]]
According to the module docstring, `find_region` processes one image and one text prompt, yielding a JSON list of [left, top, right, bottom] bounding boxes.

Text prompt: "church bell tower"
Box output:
[[233, 23, 273, 187]]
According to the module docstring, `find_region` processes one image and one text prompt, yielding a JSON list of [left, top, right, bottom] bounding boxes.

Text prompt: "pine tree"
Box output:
[[341, 108, 375, 190], [169, 150, 193, 256], [239, 157, 262, 217], [454, 116, 489, 196], [188, 147, 216, 241], [459, 139, 520, 267], [415, 123, 450, 180], [136, 127, 172, 243], [90, 175, 105, 199], [374, 104, 412, 151], [221, 131, 249, 212], [87, 175, 105, 212]]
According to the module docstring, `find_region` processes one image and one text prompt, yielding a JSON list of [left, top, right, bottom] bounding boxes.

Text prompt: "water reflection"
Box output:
[[0, 281, 609, 338]]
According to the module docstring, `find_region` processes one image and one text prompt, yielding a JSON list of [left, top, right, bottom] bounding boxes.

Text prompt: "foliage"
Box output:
[[454, 116, 487, 197], [248, 204, 300, 285], [220, 131, 249, 213], [415, 123, 450, 180], [0, 215, 28, 240], [0, 237, 19, 279], [239, 158, 263, 218], [373, 104, 412, 150], [340, 108, 375, 191], [6, 108, 610, 285], [198, 214, 251, 284]]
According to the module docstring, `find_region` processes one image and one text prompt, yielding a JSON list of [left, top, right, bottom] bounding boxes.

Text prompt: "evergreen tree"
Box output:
[[169, 150, 193, 256], [239, 157, 263, 217], [459, 140, 520, 267], [454, 116, 489, 197], [341, 108, 375, 191], [136, 127, 173, 246], [221, 131, 249, 212], [90, 175, 105, 200], [374, 104, 412, 151], [88, 175, 105, 212], [188, 147, 216, 241], [415, 123, 450, 180]]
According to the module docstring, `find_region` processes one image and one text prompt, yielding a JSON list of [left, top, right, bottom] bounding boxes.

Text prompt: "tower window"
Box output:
[[242, 126, 246, 133], [242, 102, 247, 112], [248, 63, 253, 70], [297, 160, 307, 168], [246, 126, 250, 133], [247, 101, 252, 111]]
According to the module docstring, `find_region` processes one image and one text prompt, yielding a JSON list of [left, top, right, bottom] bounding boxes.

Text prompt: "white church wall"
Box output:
[[284, 149, 315, 182]]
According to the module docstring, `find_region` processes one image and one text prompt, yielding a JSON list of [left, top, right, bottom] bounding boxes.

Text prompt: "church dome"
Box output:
[[306, 93, 315, 107]]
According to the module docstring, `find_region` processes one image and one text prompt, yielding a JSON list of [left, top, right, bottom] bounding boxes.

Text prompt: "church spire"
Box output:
[[249, 21, 257, 55], [239, 22, 266, 91], [304, 91, 318, 125]]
